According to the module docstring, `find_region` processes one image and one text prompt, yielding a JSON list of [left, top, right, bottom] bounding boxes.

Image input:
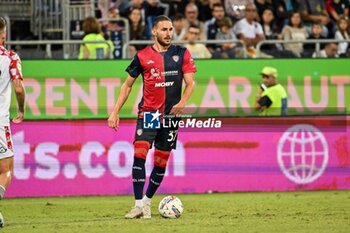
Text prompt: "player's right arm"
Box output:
[[107, 75, 136, 130]]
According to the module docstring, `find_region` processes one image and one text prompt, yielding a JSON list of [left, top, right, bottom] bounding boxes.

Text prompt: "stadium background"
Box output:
[[6, 58, 350, 198], [3, 58, 349, 233], [1, 1, 350, 232]]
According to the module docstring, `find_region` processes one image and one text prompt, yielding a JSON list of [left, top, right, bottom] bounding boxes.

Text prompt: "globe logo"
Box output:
[[277, 124, 328, 184]]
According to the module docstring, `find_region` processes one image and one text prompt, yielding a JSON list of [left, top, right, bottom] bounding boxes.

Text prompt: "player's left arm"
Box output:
[[170, 72, 195, 115], [10, 52, 26, 123], [170, 49, 196, 115], [12, 79, 25, 123]]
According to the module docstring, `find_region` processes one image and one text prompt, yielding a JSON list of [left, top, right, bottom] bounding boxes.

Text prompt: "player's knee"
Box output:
[[134, 140, 150, 160], [154, 149, 170, 168], [6, 170, 13, 183], [0, 167, 11, 179]]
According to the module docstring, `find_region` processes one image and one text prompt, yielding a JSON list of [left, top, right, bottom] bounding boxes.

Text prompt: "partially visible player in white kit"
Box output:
[[0, 17, 26, 228]]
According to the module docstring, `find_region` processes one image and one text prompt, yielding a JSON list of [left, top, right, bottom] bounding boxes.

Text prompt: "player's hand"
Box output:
[[12, 112, 24, 124], [170, 101, 185, 116], [108, 113, 120, 131]]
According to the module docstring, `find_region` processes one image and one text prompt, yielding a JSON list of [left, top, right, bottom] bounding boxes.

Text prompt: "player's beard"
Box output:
[[156, 34, 172, 47]]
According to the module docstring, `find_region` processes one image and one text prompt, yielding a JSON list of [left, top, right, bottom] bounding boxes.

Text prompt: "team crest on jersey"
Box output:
[[137, 129, 143, 136], [172, 55, 179, 62], [150, 68, 161, 79]]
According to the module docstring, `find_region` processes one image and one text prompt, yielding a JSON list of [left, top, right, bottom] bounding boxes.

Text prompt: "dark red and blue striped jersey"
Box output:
[[126, 44, 197, 116]]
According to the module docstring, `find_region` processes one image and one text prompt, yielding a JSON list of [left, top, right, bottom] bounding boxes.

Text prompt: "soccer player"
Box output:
[[108, 15, 196, 219], [0, 17, 26, 227]]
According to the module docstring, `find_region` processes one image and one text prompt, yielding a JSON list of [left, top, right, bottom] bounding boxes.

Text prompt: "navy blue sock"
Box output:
[[145, 166, 166, 198], [132, 157, 146, 200]]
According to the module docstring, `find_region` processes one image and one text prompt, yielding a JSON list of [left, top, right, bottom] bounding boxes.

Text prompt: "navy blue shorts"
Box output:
[[134, 118, 179, 151]]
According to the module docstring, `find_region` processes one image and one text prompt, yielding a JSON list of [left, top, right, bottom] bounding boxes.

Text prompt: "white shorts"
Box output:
[[0, 125, 14, 159]]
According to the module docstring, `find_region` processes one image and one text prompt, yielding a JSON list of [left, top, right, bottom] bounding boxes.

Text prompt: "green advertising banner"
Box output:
[[12, 59, 350, 119]]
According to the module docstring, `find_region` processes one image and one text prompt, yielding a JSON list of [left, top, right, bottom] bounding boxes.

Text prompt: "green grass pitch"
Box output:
[[0, 190, 349, 233]]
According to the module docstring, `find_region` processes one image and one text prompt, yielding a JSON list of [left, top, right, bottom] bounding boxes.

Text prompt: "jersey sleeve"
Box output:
[[9, 51, 23, 80], [125, 54, 143, 78], [182, 49, 197, 74]]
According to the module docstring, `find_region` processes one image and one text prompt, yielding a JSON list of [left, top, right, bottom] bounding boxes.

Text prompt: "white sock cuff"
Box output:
[[142, 195, 152, 203], [135, 199, 143, 207]]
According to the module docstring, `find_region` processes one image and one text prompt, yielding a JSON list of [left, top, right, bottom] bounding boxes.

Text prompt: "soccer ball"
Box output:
[[158, 195, 183, 218]]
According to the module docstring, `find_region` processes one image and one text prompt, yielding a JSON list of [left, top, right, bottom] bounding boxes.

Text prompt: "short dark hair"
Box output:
[[212, 3, 224, 11], [218, 17, 232, 28], [188, 24, 200, 30], [152, 15, 171, 28], [173, 13, 185, 22], [312, 21, 322, 27]]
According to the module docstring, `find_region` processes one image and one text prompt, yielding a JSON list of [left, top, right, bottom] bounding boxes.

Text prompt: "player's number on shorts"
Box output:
[[167, 130, 178, 142]]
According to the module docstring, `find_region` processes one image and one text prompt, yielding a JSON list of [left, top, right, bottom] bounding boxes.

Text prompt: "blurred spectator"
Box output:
[[184, 3, 207, 40], [260, 8, 296, 57], [259, 7, 285, 57], [144, 0, 168, 16], [177, 0, 218, 20], [184, 24, 212, 58], [214, 17, 238, 58], [325, 0, 349, 23], [312, 42, 338, 57], [274, 0, 300, 31], [303, 21, 326, 57], [233, 3, 265, 57], [196, 0, 211, 22], [254, 0, 274, 21], [103, 6, 126, 59], [225, 0, 254, 22], [260, 7, 279, 40], [79, 17, 113, 59], [144, 0, 169, 36], [199, 0, 223, 22], [119, 0, 146, 26], [299, 0, 331, 37], [98, 0, 124, 19], [128, 8, 148, 56], [105, 7, 125, 32], [205, 3, 226, 51], [160, 0, 182, 18], [334, 17, 349, 56], [177, 0, 197, 15], [281, 11, 308, 57], [173, 14, 187, 41]]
